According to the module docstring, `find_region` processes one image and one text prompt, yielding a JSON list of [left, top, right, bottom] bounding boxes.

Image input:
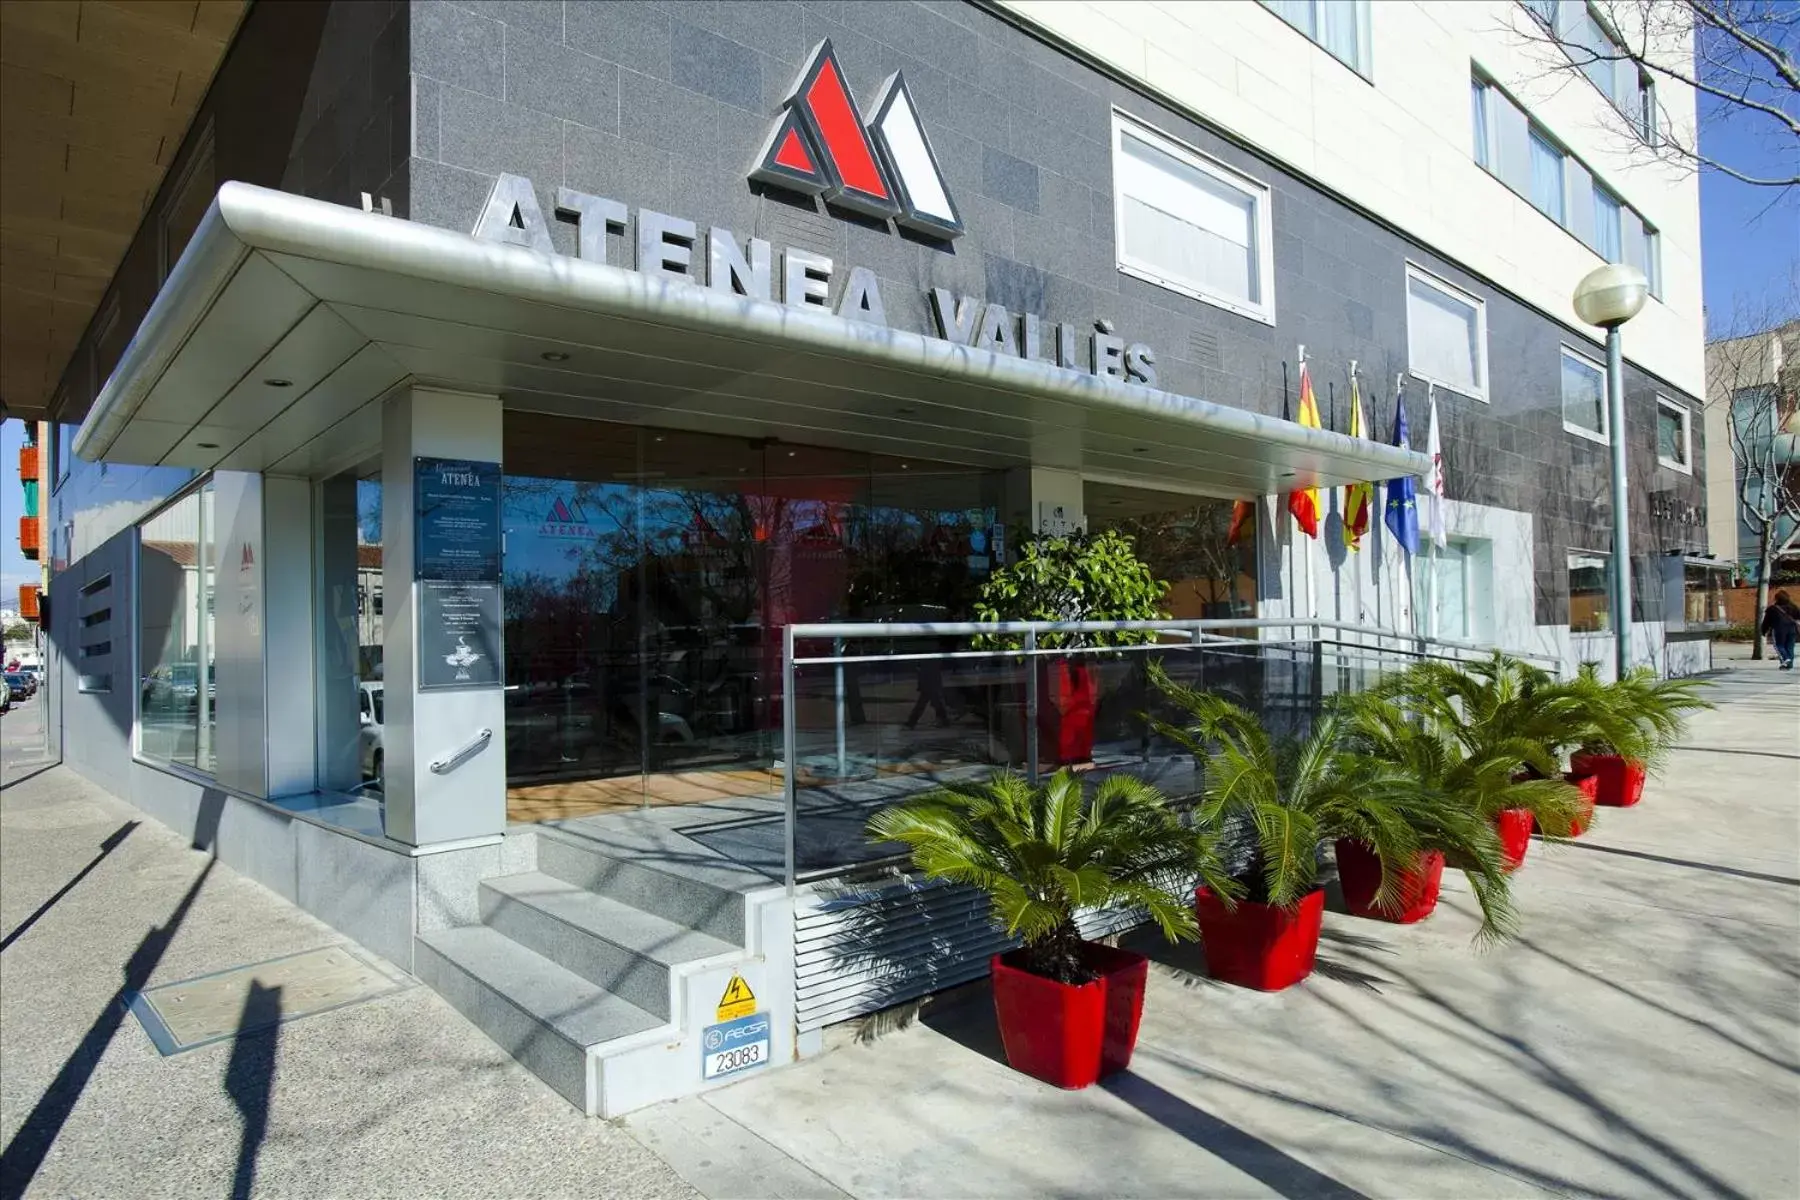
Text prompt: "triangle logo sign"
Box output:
[[750, 39, 965, 241]]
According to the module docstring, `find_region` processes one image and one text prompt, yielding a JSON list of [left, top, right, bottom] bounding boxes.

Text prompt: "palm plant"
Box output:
[[1150, 668, 1519, 941], [1563, 663, 1713, 767], [866, 770, 1231, 984]]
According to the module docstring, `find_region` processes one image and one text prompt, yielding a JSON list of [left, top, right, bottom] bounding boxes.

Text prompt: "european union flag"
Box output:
[[1385, 389, 1420, 556]]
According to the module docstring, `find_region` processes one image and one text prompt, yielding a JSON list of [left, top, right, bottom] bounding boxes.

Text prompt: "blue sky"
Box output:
[[1695, 87, 1799, 336]]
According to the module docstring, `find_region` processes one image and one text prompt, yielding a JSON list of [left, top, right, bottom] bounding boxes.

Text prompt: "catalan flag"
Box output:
[[1287, 361, 1322, 538], [1343, 372, 1373, 551]]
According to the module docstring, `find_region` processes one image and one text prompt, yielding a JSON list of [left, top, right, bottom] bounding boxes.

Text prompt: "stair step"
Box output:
[[535, 827, 753, 944], [416, 926, 662, 1114], [481, 873, 739, 1018]]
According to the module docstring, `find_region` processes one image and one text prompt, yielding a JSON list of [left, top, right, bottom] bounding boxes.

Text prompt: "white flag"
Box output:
[[1425, 385, 1447, 549]]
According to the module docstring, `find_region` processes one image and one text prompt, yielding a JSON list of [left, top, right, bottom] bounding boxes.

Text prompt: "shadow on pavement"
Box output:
[[0, 821, 139, 954], [1100, 1071, 1374, 1200], [1556, 839, 1800, 887], [0, 857, 216, 1200], [224, 981, 283, 1200]]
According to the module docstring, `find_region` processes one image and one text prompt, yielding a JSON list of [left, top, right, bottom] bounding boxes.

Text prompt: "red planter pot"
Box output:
[[1531, 774, 1598, 837], [1495, 807, 1534, 871], [1037, 658, 1098, 765], [1334, 840, 1445, 924], [1195, 887, 1324, 991], [989, 942, 1148, 1089], [1569, 753, 1646, 807]]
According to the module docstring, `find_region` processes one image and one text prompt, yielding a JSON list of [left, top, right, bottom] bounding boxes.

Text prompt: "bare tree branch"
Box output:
[[1507, 0, 1800, 188]]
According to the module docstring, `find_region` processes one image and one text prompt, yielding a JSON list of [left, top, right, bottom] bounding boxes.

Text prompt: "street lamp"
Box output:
[[1572, 262, 1650, 679]]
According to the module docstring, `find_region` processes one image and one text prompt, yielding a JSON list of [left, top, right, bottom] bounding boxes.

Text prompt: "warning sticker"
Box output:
[[715, 974, 757, 1022]]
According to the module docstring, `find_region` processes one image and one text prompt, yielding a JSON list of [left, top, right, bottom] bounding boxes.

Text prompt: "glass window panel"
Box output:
[[1319, 1, 1363, 70], [1569, 552, 1611, 632], [1262, 0, 1316, 38], [1561, 350, 1606, 436], [1645, 227, 1662, 297], [1530, 131, 1565, 223], [1415, 541, 1471, 640], [1594, 186, 1622, 261], [1117, 124, 1265, 311], [1471, 80, 1492, 169], [139, 490, 207, 769], [1657, 402, 1689, 465], [1523, 0, 1557, 25], [1407, 271, 1484, 395]]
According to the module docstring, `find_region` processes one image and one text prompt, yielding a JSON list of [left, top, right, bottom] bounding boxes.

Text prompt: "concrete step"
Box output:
[[535, 826, 752, 944], [480, 872, 739, 1019], [415, 925, 662, 1114]]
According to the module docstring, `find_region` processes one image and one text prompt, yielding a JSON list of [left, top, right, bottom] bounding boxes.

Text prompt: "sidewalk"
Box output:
[[3, 660, 1794, 1199], [636, 656, 1799, 1199], [0, 696, 704, 1200]]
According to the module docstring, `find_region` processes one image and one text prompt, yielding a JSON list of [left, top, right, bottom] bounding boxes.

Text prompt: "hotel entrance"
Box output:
[[498, 412, 1004, 821]]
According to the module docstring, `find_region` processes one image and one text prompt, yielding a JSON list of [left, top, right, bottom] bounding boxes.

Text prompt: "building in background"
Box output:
[[4, 0, 1714, 1115], [1705, 319, 1800, 593]]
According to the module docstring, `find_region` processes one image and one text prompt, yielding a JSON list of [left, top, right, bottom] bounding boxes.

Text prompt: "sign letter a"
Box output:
[[474, 173, 554, 254]]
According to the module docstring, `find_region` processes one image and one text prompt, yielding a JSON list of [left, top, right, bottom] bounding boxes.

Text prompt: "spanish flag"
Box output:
[[1227, 499, 1255, 546], [1287, 362, 1322, 538], [1343, 373, 1373, 551]]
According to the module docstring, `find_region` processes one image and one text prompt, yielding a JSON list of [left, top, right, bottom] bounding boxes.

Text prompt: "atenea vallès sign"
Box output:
[[470, 172, 1159, 389]]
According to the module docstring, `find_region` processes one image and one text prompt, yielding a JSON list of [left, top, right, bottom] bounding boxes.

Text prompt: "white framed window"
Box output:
[[1405, 263, 1488, 401], [1521, 0, 1558, 27], [1112, 111, 1276, 324], [1471, 78, 1494, 170], [1656, 396, 1692, 472], [1645, 225, 1662, 298], [1529, 129, 1565, 223], [1560, 345, 1609, 443], [1260, 1, 1372, 77], [1593, 184, 1623, 261]]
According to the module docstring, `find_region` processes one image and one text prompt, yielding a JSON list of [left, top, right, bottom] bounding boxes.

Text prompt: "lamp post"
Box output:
[[1572, 263, 1650, 679]]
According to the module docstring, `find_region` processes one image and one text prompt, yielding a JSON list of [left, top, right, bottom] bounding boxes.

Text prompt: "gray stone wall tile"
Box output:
[[666, 0, 808, 66], [981, 145, 1038, 214], [488, 0, 563, 45], [506, 27, 620, 133], [439, 81, 563, 184], [413, 75, 441, 160], [408, 156, 502, 233], [671, 21, 764, 113], [564, 122, 674, 221], [566, 0, 672, 81], [414, 0, 504, 98]]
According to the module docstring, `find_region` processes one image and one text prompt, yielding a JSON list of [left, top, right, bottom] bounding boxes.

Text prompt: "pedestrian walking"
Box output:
[[1760, 590, 1799, 669]]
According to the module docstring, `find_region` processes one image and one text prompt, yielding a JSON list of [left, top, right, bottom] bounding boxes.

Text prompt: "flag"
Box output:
[[1425, 386, 1447, 549], [1227, 499, 1255, 546], [1343, 373, 1374, 551], [1384, 385, 1420, 556], [1286, 362, 1322, 538]]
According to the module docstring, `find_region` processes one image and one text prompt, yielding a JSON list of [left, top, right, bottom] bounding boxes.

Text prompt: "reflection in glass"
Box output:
[[1085, 484, 1258, 619], [1569, 551, 1611, 633], [499, 415, 1005, 815], [139, 485, 213, 770]]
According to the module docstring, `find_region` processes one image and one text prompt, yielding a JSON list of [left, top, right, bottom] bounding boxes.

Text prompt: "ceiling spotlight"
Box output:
[[787, 450, 797, 458], [540, 351, 570, 362], [264, 378, 292, 388]]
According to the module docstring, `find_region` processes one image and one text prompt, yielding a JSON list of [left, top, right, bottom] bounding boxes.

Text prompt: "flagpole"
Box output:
[[1349, 361, 1364, 651], [1299, 345, 1316, 630]]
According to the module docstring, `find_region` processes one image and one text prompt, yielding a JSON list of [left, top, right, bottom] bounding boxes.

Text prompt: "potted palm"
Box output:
[[1367, 653, 1600, 865], [867, 770, 1226, 1088], [1151, 671, 1517, 986], [1563, 666, 1712, 807], [974, 530, 1166, 765]]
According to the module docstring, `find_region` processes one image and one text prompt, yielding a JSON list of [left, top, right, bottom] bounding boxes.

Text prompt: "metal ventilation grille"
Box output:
[[1188, 329, 1221, 371], [794, 873, 1166, 1033]]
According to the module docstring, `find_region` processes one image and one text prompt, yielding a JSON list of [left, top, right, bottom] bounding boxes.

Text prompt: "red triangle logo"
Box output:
[[774, 127, 814, 173]]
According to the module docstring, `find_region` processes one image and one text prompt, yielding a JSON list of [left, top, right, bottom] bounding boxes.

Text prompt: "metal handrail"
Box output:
[[777, 617, 1564, 893]]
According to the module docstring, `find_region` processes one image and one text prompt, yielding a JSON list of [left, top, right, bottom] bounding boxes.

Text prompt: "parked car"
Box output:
[[3, 673, 30, 703], [359, 681, 384, 787]]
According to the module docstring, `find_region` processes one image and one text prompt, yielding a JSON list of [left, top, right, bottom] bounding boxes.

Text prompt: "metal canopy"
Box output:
[[76, 182, 1430, 493]]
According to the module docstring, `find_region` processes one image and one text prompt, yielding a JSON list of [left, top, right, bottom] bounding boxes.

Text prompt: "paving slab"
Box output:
[[0, 703, 702, 1200], [643, 659, 1800, 1200]]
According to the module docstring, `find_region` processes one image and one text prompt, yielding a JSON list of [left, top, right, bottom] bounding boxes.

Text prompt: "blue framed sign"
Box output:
[[414, 458, 503, 691], [415, 457, 502, 582]]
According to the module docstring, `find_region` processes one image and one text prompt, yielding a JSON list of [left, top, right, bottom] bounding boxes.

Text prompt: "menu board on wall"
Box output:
[[414, 457, 503, 691]]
